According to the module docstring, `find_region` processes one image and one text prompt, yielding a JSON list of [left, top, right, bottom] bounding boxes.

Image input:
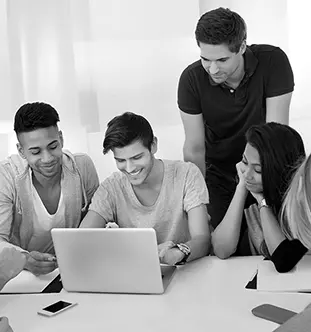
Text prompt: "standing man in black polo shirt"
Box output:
[[178, 7, 294, 229]]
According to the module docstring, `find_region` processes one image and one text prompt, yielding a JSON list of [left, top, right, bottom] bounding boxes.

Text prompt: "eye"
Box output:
[[254, 168, 262, 174], [50, 144, 58, 150], [31, 151, 40, 155], [242, 159, 247, 165], [133, 155, 142, 160], [218, 59, 227, 63]]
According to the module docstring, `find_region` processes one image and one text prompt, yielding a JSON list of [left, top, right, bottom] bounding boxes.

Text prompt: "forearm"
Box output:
[[0, 277, 9, 290], [0, 238, 25, 254], [79, 210, 107, 228], [260, 206, 286, 255], [271, 239, 308, 273], [212, 186, 248, 259], [183, 145, 206, 177], [185, 234, 210, 262]]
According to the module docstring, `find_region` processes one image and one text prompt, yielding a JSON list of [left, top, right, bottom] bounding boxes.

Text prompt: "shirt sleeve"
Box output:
[[271, 239, 308, 273], [265, 47, 294, 98], [88, 179, 117, 223], [183, 163, 209, 212], [177, 66, 202, 115]]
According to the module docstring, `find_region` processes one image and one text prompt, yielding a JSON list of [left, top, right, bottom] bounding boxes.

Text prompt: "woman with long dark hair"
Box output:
[[212, 122, 307, 272]]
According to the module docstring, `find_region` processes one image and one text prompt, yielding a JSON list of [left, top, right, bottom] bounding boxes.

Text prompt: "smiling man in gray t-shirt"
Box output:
[[81, 112, 211, 265]]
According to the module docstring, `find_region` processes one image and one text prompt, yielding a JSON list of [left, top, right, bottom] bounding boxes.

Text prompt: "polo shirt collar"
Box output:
[[208, 46, 258, 86]]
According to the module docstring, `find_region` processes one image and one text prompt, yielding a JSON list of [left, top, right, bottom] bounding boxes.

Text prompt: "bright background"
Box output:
[[0, 0, 310, 181]]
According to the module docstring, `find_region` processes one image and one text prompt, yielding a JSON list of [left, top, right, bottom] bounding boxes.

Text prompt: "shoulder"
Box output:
[[99, 171, 127, 191], [66, 151, 97, 175], [0, 154, 25, 181], [72, 152, 95, 166], [164, 159, 202, 179], [249, 44, 289, 63], [179, 60, 205, 80]]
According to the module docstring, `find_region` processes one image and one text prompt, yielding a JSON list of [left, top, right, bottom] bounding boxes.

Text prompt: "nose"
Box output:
[[41, 150, 54, 164], [125, 160, 135, 173], [209, 61, 219, 75], [244, 167, 253, 181]]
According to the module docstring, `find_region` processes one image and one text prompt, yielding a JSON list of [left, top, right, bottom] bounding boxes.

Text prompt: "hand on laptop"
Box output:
[[0, 317, 13, 332], [24, 251, 57, 276], [105, 222, 119, 229], [158, 241, 184, 265], [0, 247, 26, 288]]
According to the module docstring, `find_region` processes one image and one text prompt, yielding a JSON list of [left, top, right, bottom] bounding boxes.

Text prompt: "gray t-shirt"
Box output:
[[89, 160, 209, 244]]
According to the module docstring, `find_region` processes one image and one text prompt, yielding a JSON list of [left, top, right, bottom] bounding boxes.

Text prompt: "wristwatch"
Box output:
[[258, 198, 270, 210], [175, 243, 191, 265]]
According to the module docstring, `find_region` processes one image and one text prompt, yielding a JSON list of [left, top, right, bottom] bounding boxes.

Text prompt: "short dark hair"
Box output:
[[246, 122, 306, 215], [103, 112, 154, 154], [14, 102, 60, 135], [195, 7, 247, 53]]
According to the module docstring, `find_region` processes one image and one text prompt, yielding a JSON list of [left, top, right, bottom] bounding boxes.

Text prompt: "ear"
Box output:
[[240, 40, 247, 55], [16, 143, 26, 159], [59, 130, 64, 148], [151, 137, 158, 155]]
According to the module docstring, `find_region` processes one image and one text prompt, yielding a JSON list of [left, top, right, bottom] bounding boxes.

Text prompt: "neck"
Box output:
[[136, 159, 164, 190], [32, 169, 61, 189], [226, 56, 245, 87]]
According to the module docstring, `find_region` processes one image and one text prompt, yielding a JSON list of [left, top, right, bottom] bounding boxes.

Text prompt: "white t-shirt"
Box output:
[[89, 160, 209, 244], [28, 184, 65, 253]]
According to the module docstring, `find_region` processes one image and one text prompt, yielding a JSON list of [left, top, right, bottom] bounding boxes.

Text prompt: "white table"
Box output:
[[1, 256, 311, 332]]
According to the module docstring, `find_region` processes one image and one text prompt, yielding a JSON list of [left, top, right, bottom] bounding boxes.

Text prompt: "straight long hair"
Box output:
[[246, 122, 305, 216]]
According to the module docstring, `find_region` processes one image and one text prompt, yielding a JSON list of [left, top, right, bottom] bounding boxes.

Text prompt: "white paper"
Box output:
[[257, 256, 311, 292], [0, 269, 59, 293]]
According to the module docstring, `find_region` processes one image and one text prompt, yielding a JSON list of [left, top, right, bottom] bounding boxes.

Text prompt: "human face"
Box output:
[[199, 42, 245, 84], [17, 126, 63, 178], [241, 143, 263, 193], [113, 139, 157, 186]]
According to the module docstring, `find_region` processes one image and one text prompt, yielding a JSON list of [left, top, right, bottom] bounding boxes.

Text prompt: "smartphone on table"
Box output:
[[252, 304, 297, 324], [37, 300, 77, 317]]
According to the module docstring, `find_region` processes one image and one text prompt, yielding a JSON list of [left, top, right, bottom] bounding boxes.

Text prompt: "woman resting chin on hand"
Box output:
[[212, 122, 308, 272]]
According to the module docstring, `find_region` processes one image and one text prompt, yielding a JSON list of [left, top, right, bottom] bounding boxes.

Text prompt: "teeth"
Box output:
[[130, 170, 141, 175]]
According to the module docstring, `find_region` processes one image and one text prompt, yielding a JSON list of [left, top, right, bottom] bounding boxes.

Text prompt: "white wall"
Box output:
[[81, 0, 199, 180], [0, 1, 311, 180]]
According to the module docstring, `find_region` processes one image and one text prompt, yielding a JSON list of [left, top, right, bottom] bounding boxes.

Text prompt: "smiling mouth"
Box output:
[[42, 164, 56, 169], [128, 169, 142, 176]]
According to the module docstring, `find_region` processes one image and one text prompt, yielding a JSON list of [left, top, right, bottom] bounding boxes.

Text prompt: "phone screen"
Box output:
[[43, 301, 72, 313]]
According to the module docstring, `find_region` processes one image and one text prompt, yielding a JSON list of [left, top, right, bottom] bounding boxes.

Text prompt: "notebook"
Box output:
[[257, 255, 311, 292]]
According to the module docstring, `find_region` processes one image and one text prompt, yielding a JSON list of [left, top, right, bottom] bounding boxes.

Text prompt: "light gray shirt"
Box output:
[[89, 160, 209, 244]]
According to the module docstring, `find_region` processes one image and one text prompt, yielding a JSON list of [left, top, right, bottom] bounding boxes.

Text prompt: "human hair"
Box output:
[[103, 112, 154, 154], [195, 7, 247, 53], [14, 102, 60, 135], [245, 122, 305, 216], [281, 154, 311, 248]]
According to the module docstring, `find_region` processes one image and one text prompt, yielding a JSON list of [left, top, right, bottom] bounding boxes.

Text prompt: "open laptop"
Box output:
[[51, 228, 176, 294]]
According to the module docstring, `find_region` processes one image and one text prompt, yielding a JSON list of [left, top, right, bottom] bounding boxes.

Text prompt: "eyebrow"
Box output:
[[243, 154, 261, 166], [114, 152, 143, 161], [200, 56, 230, 61], [28, 140, 58, 150]]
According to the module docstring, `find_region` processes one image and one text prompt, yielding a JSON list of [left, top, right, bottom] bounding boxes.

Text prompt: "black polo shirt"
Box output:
[[177, 44, 294, 174]]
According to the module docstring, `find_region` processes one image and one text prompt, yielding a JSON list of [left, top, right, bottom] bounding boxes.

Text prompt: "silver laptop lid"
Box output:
[[51, 228, 165, 294]]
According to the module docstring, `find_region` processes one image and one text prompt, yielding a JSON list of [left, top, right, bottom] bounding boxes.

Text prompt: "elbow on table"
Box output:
[[212, 242, 234, 259], [211, 234, 236, 259], [273, 260, 296, 273], [213, 249, 232, 260]]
